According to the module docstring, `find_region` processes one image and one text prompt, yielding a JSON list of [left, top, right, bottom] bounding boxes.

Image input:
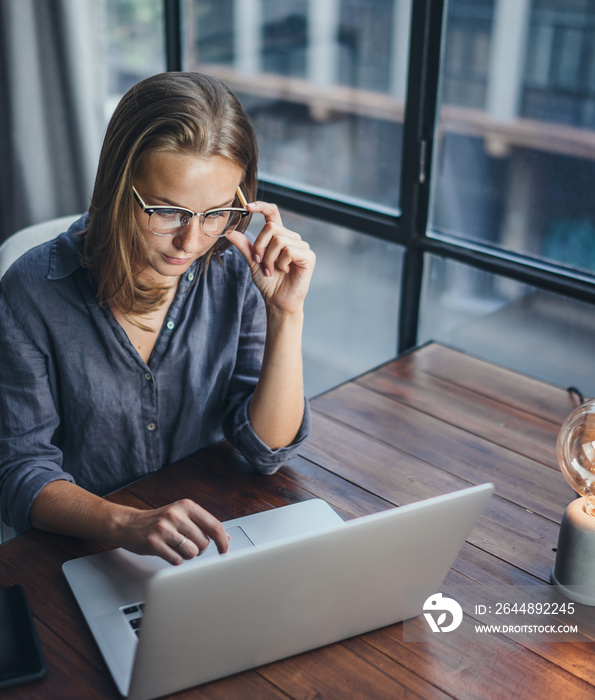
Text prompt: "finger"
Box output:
[[273, 245, 311, 274], [251, 224, 275, 267], [255, 227, 303, 273], [246, 200, 283, 226], [160, 499, 228, 559], [261, 236, 311, 276], [246, 203, 284, 264], [226, 230, 259, 267], [146, 531, 189, 566], [170, 528, 206, 560], [186, 504, 230, 554]]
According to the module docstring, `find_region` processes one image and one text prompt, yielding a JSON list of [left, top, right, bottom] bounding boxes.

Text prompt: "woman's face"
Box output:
[[133, 151, 244, 286]]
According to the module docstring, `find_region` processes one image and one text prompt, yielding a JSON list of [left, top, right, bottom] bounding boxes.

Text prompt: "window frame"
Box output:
[[165, 0, 595, 355]]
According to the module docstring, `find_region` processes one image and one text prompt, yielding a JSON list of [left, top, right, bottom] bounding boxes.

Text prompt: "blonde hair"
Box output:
[[83, 72, 258, 317]]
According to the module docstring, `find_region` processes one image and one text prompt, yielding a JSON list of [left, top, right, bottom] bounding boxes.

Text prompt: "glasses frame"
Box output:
[[132, 185, 250, 238]]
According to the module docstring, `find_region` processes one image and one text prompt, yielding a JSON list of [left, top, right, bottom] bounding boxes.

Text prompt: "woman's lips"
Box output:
[[162, 254, 191, 265]]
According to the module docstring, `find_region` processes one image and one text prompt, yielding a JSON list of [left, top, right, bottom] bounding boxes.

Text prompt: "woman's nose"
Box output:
[[173, 217, 203, 252]]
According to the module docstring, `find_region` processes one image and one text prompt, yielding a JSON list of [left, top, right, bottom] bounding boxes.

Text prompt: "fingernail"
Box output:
[[264, 268, 271, 277], [254, 253, 261, 264]]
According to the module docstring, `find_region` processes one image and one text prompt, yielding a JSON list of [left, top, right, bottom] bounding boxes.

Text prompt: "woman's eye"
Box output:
[[156, 209, 181, 221]]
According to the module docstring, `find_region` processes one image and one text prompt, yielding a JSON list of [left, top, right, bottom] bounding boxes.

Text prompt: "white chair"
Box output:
[[0, 214, 80, 543], [0, 214, 80, 280]]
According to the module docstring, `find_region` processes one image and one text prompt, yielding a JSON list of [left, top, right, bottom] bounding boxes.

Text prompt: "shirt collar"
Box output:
[[47, 214, 90, 280]]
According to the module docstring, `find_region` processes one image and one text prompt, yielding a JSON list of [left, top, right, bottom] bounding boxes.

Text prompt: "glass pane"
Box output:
[[185, 0, 411, 210], [418, 254, 595, 398], [430, 0, 595, 276], [105, 0, 165, 117], [245, 210, 403, 396]]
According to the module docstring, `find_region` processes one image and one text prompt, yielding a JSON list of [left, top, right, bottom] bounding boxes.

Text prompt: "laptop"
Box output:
[[63, 483, 493, 700]]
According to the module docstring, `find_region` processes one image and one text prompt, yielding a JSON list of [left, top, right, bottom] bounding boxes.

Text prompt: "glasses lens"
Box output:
[[203, 209, 245, 238], [149, 209, 190, 235]]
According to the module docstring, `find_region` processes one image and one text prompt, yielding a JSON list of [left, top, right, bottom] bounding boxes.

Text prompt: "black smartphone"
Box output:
[[0, 585, 47, 689]]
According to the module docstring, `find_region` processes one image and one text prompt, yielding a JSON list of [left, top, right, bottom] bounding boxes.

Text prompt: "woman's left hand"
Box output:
[[226, 201, 315, 314]]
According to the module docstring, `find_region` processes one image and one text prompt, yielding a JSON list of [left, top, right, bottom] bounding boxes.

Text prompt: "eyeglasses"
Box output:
[[132, 186, 250, 238]]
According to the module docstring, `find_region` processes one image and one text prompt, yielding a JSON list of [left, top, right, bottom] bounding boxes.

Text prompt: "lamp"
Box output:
[[551, 398, 595, 605]]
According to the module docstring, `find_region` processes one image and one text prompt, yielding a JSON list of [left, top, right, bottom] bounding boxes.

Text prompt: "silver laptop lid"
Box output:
[[129, 483, 493, 700], [63, 498, 346, 696]]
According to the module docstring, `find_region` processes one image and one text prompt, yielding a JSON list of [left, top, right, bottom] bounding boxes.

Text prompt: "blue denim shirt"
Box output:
[[0, 216, 310, 533]]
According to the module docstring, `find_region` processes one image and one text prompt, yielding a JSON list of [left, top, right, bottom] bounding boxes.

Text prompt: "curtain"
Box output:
[[0, 0, 106, 243]]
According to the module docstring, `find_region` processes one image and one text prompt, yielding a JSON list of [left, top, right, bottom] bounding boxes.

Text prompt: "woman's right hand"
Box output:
[[30, 481, 230, 565], [115, 498, 230, 565]]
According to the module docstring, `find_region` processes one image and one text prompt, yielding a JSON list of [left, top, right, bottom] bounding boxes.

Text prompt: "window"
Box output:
[[165, 0, 595, 395], [418, 255, 595, 398], [441, 0, 494, 109], [523, 0, 595, 128], [106, 0, 165, 116], [430, 0, 595, 276], [185, 0, 410, 210], [422, 0, 595, 390]]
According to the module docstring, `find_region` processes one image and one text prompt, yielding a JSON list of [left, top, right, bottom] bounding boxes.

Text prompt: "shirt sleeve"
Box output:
[[224, 395, 311, 475], [220, 273, 311, 475], [0, 291, 75, 533]]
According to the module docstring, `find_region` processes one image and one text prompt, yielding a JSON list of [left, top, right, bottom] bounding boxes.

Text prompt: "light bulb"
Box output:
[[557, 398, 595, 517]]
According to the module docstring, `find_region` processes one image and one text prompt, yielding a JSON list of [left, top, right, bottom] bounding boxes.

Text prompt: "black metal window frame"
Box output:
[[165, 0, 595, 355]]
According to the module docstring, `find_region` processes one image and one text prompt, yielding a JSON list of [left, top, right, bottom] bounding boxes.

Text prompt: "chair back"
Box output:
[[0, 214, 80, 280]]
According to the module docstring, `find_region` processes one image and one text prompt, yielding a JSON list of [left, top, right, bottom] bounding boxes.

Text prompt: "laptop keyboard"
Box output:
[[120, 602, 144, 636]]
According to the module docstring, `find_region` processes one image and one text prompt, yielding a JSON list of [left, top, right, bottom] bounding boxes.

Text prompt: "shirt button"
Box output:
[[144, 372, 152, 381], [147, 422, 156, 432], [187, 272, 194, 282], [166, 320, 175, 330]]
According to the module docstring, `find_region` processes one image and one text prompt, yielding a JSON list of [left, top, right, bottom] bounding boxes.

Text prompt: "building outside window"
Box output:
[[425, 0, 595, 397]]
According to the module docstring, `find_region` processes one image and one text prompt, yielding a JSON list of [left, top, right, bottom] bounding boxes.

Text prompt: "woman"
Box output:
[[0, 72, 314, 565]]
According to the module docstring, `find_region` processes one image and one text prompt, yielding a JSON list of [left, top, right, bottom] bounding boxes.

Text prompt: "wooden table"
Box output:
[[1, 342, 593, 699]]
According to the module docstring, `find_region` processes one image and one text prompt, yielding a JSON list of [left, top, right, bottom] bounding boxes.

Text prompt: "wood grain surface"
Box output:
[[1, 343, 590, 699]]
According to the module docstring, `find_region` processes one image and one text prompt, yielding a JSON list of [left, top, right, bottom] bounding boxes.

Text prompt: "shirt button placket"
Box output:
[[142, 370, 159, 469]]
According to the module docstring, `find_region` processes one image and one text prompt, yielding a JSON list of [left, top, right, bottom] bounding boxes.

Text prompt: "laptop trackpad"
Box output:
[[197, 526, 254, 560]]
